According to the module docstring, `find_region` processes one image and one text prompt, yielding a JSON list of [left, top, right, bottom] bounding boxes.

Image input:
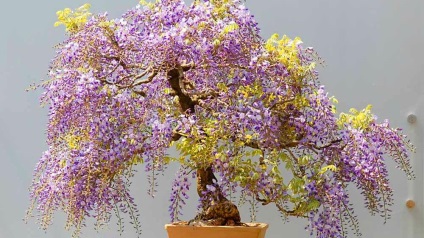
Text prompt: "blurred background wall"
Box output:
[[1, 0, 422, 237]]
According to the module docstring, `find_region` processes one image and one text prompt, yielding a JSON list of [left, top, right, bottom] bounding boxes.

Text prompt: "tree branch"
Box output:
[[192, 90, 219, 103], [275, 203, 308, 218], [312, 138, 342, 150], [255, 194, 308, 218], [130, 67, 157, 87]]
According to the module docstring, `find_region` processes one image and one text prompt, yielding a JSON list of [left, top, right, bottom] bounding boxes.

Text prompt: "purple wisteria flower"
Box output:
[[27, 0, 414, 237]]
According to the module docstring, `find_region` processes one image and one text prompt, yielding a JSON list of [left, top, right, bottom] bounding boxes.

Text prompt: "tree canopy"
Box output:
[[27, 1, 414, 237]]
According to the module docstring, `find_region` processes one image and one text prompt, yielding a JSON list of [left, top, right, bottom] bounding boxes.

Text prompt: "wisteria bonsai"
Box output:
[[26, 0, 414, 237]]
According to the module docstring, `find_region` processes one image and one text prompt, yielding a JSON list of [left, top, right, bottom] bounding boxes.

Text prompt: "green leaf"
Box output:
[[318, 165, 338, 175], [307, 199, 321, 211], [288, 177, 305, 194]]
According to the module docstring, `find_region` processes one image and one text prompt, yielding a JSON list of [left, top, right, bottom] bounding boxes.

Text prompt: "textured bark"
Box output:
[[195, 166, 241, 226], [167, 66, 195, 113], [167, 65, 241, 226]]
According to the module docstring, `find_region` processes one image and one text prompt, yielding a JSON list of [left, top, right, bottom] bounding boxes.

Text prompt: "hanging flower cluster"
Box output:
[[27, 0, 414, 237]]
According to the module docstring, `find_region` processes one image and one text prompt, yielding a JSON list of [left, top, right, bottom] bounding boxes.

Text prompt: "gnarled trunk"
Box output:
[[195, 166, 241, 226], [167, 65, 241, 226]]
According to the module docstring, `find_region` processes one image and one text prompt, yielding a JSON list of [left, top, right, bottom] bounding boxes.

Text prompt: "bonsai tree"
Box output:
[[26, 0, 414, 237]]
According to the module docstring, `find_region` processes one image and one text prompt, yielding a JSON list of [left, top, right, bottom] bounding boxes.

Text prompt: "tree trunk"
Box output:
[[167, 65, 241, 226], [195, 166, 241, 226]]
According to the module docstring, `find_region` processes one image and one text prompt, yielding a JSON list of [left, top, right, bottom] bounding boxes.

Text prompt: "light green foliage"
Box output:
[[265, 34, 315, 78], [139, 0, 155, 9], [288, 177, 306, 195], [221, 22, 239, 35], [210, 0, 232, 18], [329, 96, 338, 113], [338, 104, 375, 130], [54, 4, 92, 33], [318, 165, 338, 175]]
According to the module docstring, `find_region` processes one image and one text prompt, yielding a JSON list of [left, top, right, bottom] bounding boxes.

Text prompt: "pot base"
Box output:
[[165, 222, 268, 238]]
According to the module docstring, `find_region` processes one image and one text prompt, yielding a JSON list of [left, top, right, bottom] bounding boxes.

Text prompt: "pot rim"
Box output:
[[165, 222, 269, 230]]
